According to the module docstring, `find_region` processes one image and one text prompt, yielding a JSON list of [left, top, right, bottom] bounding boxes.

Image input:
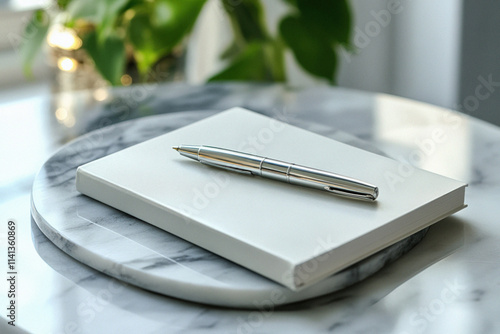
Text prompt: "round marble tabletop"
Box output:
[[30, 109, 428, 308], [1, 83, 500, 333]]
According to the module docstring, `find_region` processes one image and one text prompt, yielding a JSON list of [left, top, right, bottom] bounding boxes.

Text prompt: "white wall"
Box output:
[[391, 0, 462, 108], [337, 0, 394, 94], [338, 0, 463, 110]]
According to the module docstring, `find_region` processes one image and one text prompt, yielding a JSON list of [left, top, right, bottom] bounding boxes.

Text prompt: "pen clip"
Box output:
[[324, 186, 378, 201]]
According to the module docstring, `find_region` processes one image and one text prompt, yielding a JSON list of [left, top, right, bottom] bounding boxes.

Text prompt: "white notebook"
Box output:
[[76, 108, 467, 290]]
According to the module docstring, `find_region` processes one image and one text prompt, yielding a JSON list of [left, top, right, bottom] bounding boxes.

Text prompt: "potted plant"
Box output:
[[21, 0, 351, 86]]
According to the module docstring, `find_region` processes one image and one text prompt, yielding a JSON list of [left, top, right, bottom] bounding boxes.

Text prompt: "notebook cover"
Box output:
[[76, 108, 467, 290]]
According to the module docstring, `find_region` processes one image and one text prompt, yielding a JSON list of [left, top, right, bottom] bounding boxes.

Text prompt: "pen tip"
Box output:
[[172, 146, 179, 151]]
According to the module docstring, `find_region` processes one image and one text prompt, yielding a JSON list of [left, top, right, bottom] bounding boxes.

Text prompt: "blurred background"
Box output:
[[0, 0, 499, 126]]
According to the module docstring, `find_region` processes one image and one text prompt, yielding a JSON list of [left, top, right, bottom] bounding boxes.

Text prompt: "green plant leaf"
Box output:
[[97, 0, 131, 44], [20, 10, 50, 78], [128, 0, 206, 75], [219, 40, 243, 60], [209, 42, 272, 82], [67, 0, 98, 21], [57, 0, 72, 10], [281, 0, 297, 6], [82, 30, 125, 85], [222, 0, 268, 42], [279, 15, 337, 82], [67, 0, 130, 44], [68, 0, 128, 23], [295, 0, 351, 46]]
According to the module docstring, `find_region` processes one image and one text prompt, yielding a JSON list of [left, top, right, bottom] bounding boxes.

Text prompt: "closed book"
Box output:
[[76, 107, 467, 290]]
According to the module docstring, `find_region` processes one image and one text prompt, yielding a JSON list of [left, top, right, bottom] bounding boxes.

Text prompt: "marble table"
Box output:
[[1, 83, 500, 333]]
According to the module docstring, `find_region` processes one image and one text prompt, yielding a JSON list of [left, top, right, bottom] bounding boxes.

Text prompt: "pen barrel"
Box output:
[[183, 145, 378, 201], [198, 146, 263, 174]]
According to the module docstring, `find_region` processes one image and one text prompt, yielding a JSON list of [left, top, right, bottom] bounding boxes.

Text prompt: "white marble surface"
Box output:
[[1, 83, 500, 333], [30, 110, 428, 308]]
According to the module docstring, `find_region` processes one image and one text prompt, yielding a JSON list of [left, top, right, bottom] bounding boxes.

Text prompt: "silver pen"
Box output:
[[172, 145, 379, 201]]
